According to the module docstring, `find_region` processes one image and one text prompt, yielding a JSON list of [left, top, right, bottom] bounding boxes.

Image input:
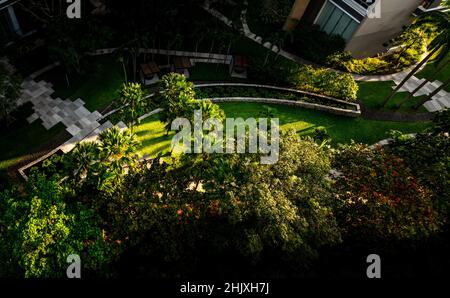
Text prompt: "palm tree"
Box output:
[[196, 99, 225, 122], [98, 127, 139, 176], [118, 82, 145, 131], [68, 141, 99, 181], [381, 11, 450, 108]]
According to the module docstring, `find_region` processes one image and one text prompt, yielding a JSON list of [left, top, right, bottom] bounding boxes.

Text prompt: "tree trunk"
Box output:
[[395, 60, 449, 110], [414, 78, 450, 110], [121, 58, 128, 83], [381, 47, 439, 108]]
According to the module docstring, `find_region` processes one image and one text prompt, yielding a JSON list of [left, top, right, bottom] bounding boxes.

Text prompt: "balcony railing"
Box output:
[[351, 0, 373, 9]]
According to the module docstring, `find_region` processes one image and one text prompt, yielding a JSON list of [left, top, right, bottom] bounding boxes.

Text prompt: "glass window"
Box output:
[[316, 1, 360, 41]]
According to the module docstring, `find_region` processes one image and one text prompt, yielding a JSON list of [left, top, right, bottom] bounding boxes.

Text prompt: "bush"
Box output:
[[249, 59, 358, 101], [327, 51, 391, 74], [288, 65, 359, 101], [385, 112, 450, 224], [333, 143, 440, 243]]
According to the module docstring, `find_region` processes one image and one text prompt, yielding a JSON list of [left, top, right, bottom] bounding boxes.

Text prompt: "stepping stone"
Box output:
[[87, 111, 102, 121], [42, 121, 56, 130], [436, 97, 450, 108], [431, 81, 443, 88], [66, 124, 82, 136], [74, 98, 85, 106], [116, 121, 127, 130], [27, 113, 39, 123], [423, 100, 442, 112], [74, 106, 91, 118]]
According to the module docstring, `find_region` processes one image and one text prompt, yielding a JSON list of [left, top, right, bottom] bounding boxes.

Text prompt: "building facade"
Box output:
[[288, 0, 441, 58]]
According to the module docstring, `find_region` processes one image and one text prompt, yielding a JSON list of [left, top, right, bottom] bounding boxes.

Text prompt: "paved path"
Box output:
[[17, 78, 126, 153]]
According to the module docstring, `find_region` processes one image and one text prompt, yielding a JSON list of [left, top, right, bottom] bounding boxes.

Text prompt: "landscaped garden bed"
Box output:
[[194, 84, 359, 111]]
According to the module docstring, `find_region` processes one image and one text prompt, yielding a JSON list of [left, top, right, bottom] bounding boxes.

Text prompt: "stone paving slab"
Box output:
[[18, 78, 110, 137]]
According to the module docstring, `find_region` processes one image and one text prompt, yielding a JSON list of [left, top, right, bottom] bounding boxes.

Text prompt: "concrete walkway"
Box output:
[[17, 78, 126, 153]]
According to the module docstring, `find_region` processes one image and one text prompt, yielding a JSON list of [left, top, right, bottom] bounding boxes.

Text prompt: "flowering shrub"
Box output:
[[333, 143, 440, 243]]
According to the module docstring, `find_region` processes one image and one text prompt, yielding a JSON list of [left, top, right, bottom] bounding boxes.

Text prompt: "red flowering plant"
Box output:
[[332, 142, 440, 244]]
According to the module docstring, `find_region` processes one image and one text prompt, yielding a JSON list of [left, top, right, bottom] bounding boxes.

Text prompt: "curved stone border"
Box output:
[[208, 97, 360, 117], [195, 82, 360, 110]]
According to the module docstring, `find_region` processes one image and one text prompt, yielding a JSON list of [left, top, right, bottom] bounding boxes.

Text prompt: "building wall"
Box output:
[[283, 0, 311, 30], [302, 0, 327, 23], [345, 0, 423, 58]]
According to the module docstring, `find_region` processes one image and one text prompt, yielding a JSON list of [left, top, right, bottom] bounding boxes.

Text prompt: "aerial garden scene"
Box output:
[[0, 0, 449, 294]]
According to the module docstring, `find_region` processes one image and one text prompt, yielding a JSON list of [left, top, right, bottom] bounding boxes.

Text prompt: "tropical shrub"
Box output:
[[259, 0, 292, 24], [288, 65, 359, 101], [159, 73, 224, 133], [326, 14, 444, 75], [104, 130, 341, 266], [333, 143, 440, 243], [249, 62, 358, 101], [118, 82, 147, 129], [0, 173, 114, 278], [327, 51, 391, 74], [385, 111, 450, 224]]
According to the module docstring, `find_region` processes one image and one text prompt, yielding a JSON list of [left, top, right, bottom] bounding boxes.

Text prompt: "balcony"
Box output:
[[328, 0, 372, 22]]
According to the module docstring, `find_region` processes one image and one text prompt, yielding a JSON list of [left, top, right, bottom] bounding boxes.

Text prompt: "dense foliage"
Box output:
[[0, 173, 115, 278], [158, 73, 224, 133], [327, 13, 445, 74], [0, 62, 22, 125], [333, 143, 439, 243], [249, 62, 358, 101]]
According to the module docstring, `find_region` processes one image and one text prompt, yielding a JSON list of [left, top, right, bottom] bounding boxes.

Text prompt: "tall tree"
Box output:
[[118, 82, 146, 130]]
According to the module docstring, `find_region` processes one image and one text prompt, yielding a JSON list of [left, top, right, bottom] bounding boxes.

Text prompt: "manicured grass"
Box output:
[[134, 115, 174, 158], [358, 81, 429, 113], [134, 102, 431, 158], [37, 55, 125, 111], [0, 104, 66, 171]]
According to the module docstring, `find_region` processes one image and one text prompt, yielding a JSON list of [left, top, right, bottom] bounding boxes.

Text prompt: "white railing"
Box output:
[[342, 0, 371, 16]]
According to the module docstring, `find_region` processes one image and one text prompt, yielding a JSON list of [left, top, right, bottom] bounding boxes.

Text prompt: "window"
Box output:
[[316, 1, 360, 41]]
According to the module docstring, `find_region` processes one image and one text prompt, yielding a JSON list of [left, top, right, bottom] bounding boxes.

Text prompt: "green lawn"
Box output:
[[358, 81, 429, 113], [36, 55, 125, 111], [0, 104, 66, 171], [134, 102, 431, 158]]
